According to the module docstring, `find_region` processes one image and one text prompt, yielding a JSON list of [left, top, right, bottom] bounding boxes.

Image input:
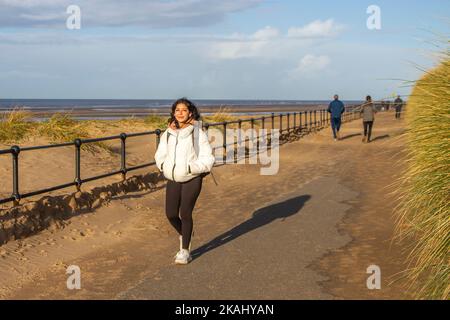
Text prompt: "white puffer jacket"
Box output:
[[154, 122, 215, 183]]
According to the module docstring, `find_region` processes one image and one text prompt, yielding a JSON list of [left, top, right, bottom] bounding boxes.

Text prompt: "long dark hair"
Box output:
[[169, 97, 201, 128]]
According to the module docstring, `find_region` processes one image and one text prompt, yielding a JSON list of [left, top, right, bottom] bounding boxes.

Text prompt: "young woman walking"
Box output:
[[360, 95, 377, 143], [154, 98, 215, 264]]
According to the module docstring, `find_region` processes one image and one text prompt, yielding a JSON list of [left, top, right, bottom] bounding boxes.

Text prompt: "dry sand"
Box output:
[[0, 111, 411, 299]]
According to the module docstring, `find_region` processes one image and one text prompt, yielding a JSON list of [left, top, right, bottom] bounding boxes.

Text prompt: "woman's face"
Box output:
[[174, 103, 192, 123]]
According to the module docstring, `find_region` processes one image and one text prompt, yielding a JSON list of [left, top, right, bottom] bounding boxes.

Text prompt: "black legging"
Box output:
[[363, 121, 374, 141], [165, 175, 203, 249]]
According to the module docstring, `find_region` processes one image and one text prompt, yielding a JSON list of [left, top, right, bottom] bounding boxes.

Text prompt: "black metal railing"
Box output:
[[0, 106, 368, 206]]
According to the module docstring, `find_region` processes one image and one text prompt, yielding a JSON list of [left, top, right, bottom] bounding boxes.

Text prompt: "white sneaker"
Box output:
[[175, 249, 192, 265], [173, 235, 183, 259]]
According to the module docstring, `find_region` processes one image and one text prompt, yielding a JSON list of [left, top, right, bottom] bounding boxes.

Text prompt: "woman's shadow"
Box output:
[[191, 194, 311, 260]]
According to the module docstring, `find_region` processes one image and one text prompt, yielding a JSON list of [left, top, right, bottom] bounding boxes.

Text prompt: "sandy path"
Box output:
[[0, 111, 410, 299]]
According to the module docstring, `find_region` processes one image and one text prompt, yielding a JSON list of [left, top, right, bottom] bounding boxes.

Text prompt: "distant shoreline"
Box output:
[[0, 101, 365, 121]]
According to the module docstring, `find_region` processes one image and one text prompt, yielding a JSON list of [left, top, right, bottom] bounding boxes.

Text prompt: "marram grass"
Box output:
[[395, 47, 449, 299], [37, 113, 112, 154], [0, 107, 36, 143], [203, 106, 238, 124], [143, 114, 169, 129], [0, 110, 111, 154]]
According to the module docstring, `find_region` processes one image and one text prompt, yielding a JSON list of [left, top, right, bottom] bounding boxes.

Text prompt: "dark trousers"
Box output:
[[395, 107, 402, 119], [331, 117, 342, 138], [363, 121, 374, 141], [165, 175, 203, 249]]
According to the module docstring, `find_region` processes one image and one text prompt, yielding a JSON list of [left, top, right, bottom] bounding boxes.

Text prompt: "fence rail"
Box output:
[[0, 103, 391, 206]]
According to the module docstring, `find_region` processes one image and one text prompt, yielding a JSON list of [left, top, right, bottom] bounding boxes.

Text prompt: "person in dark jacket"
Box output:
[[327, 94, 345, 141], [394, 95, 403, 119], [360, 95, 377, 143]]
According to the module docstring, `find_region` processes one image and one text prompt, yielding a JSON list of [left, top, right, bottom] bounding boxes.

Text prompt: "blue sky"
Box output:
[[0, 0, 448, 100]]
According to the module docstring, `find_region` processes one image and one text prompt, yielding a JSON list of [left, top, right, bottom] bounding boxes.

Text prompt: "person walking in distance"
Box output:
[[155, 98, 215, 264], [327, 94, 345, 141], [394, 95, 403, 119], [360, 95, 377, 143]]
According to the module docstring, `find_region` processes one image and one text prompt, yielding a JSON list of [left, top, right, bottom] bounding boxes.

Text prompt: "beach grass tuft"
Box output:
[[37, 113, 113, 154], [143, 114, 169, 129], [203, 106, 238, 124], [395, 44, 449, 299], [0, 107, 36, 143]]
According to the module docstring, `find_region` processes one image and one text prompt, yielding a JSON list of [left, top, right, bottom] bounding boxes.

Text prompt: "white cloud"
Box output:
[[252, 25, 280, 40], [208, 19, 344, 60], [208, 26, 280, 60], [0, 0, 262, 28], [287, 19, 344, 38], [290, 54, 331, 77]]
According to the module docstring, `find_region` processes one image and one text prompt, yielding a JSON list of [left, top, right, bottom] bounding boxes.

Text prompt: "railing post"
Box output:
[[74, 139, 82, 192], [299, 111, 302, 132], [279, 114, 283, 134], [223, 122, 227, 164], [304, 111, 307, 131], [261, 116, 265, 151], [271, 113, 274, 147], [314, 110, 317, 130], [155, 129, 161, 147], [120, 133, 127, 181], [293, 112, 296, 132], [287, 113, 290, 134], [251, 118, 258, 155], [309, 111, 312, 131], [11, 145, 20, 206], [237, 120, 241, 163]]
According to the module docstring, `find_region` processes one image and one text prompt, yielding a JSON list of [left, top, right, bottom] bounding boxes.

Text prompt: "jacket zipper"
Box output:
[[171, 133, 179, 181]]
